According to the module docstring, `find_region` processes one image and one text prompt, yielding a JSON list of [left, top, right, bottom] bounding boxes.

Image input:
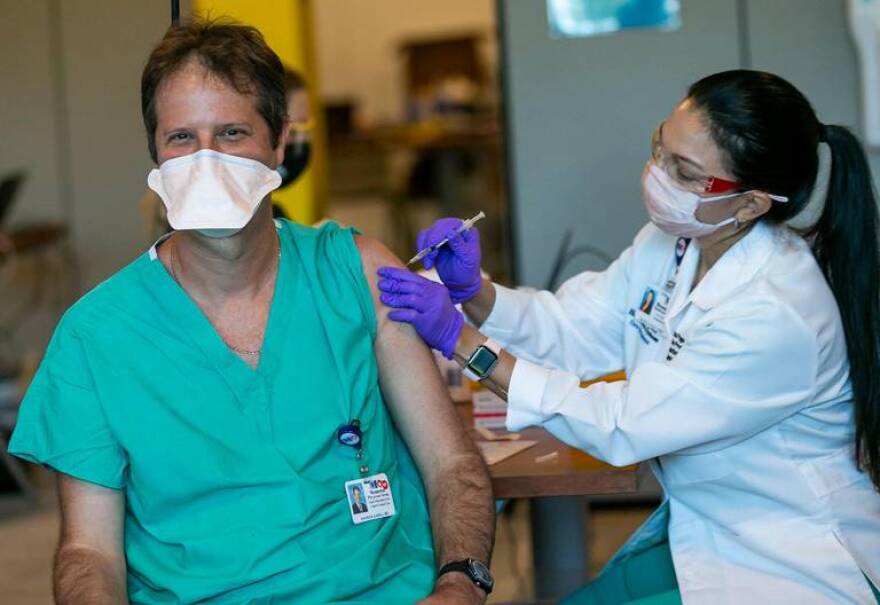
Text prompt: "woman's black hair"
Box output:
[[688, 70, 880, 490]]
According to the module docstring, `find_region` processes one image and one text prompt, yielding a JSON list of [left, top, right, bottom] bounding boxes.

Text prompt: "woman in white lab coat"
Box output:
[[378, 70, 880, 604]]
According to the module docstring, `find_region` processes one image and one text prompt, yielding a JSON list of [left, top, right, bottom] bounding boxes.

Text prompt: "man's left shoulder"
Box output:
[[354, 235, 402, 276], [280, 218, 364, 272]]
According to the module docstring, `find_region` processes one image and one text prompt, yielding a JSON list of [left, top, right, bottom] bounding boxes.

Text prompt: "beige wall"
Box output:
[[58, 1, 167, 288], [1, 1, 62, 225], [313, 0, 497, 125], [1, 0, 168, 290], [1, 0, 169, 354]]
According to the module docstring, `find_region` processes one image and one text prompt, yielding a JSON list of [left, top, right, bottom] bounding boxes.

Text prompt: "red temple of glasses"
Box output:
[[704, 176, 740, 194]]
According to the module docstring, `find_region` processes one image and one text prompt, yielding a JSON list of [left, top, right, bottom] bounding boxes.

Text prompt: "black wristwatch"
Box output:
[[437, 558, 494, 594]]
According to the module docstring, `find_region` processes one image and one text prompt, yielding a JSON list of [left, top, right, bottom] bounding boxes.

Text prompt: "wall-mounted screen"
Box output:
[[548, 0, 681, 38]]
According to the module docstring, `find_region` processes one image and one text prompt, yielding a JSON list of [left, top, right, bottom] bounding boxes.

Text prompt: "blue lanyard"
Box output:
[[664, 237, 690, 292]]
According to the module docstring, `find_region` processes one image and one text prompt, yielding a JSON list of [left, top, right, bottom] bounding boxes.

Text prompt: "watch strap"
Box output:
[[482, 337, 501, 356], [437, 559, 494, 594]]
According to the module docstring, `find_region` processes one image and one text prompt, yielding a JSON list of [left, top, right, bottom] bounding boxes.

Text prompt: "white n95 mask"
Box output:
[[641, 162, 788, 239], [147, 149, 281, 237]]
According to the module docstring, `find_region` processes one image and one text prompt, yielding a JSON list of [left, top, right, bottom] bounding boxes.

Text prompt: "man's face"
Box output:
[[353, 488, 363, 504], [153, 60, 288, 168]]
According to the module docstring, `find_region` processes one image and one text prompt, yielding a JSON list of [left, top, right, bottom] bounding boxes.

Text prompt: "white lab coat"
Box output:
[[484, 221, 880, 604]]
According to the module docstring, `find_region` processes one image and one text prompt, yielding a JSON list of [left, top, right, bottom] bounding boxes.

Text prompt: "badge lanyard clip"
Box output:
[[665, 237, 690, 292], [338, 419, 370, 476]]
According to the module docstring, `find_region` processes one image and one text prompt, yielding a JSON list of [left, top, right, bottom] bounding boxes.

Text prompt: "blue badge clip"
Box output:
[[337, 424, 363, 448]]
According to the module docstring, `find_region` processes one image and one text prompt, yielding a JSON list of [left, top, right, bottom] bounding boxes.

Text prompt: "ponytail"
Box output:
[[812, 124, 880, 489]]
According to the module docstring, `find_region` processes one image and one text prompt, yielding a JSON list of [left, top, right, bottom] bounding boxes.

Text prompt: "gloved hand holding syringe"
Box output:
[[406, 211, 485, 267], [378, 211, 487, 358]]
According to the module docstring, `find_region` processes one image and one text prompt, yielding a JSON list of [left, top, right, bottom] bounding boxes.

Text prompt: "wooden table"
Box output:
[[457, 403, 638, 498], [457, 403, 640, 598]]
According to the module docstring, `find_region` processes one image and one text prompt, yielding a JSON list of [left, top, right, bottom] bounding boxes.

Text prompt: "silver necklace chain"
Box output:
[[168, 240, 262, 357]]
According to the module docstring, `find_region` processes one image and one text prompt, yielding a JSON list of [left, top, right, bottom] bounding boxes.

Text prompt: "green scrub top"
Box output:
[[9, 220, 436, 604]]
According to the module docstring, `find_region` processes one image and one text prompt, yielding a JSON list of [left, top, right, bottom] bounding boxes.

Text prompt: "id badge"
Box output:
[[632, 285, 669, 341], [345, 473, 396, 525]]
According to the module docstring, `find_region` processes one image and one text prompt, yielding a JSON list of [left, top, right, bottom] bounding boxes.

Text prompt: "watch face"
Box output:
[[468, 560, 494, 590], [469, 346, 499, 378]]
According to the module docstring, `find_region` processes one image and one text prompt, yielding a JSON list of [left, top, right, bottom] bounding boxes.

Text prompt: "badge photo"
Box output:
[[639, 287, 658, 314]]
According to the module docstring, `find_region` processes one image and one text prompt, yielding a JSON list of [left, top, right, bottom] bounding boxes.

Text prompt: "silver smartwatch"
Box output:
[[462, 338, 501, 382]]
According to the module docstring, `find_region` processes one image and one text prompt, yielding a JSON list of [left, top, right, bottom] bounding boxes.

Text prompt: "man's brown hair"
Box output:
[[141, 19, 286, 163]]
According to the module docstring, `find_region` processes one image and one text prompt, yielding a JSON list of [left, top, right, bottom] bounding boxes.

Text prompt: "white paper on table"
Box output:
[[476, 440, 538, 466]]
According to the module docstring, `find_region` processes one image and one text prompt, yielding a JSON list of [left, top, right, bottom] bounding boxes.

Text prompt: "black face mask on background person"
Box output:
[[277, 141, 311, 189]]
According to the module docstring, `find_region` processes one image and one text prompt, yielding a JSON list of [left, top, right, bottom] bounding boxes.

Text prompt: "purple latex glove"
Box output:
[[377, 267, 464, 359], [416, 218, 482, 304]]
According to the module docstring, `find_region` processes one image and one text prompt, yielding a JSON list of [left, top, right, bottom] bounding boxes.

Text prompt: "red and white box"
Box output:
[[472, 389, 508, 430]]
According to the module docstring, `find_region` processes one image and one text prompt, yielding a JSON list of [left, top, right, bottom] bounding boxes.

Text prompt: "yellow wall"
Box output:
[[192, 0, 324, 224]]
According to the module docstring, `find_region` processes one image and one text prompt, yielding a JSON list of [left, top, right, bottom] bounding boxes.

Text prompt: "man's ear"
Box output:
[[273, 118, 291, 168], [735, 191, 773, 225]]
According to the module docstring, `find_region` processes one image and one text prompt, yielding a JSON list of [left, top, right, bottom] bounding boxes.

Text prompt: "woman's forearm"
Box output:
[[461, 279, 497, 327]]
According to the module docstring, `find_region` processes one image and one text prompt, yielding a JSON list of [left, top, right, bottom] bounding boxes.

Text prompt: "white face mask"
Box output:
[[147, 149, 281, 237], [641, 162, 788, 239]]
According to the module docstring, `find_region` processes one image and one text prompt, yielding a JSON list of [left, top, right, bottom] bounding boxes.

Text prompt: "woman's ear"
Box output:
[[735, 191, 773, 225]]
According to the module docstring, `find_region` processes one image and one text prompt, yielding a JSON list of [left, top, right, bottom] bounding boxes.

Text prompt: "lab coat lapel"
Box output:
[[690, 221, 776, 312], [658, 223, 777, 368], [663, 222, 777, 326]]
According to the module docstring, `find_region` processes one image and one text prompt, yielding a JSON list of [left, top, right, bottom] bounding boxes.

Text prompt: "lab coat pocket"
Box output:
[[660, 449, 734, 485]]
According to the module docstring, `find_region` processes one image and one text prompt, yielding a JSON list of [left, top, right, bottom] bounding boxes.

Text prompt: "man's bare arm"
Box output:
[[55, 474, 127, 604], [356, 236, 495, 603]]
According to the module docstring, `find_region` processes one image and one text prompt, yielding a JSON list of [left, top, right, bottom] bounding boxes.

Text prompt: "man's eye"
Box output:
[[223, 128, 244, 138], [169, 132, 190, 142]]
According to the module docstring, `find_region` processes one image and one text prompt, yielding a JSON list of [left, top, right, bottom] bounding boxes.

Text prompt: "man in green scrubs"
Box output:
[[8, 21, 494, 604]]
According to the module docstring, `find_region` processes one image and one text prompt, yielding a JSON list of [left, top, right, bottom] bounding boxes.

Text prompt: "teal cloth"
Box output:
[[9, 220, 436, 603], [561, 540, 680, 605]]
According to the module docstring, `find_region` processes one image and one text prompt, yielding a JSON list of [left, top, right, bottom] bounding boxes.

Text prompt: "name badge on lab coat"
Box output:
[[629, 285, 670, 343]]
